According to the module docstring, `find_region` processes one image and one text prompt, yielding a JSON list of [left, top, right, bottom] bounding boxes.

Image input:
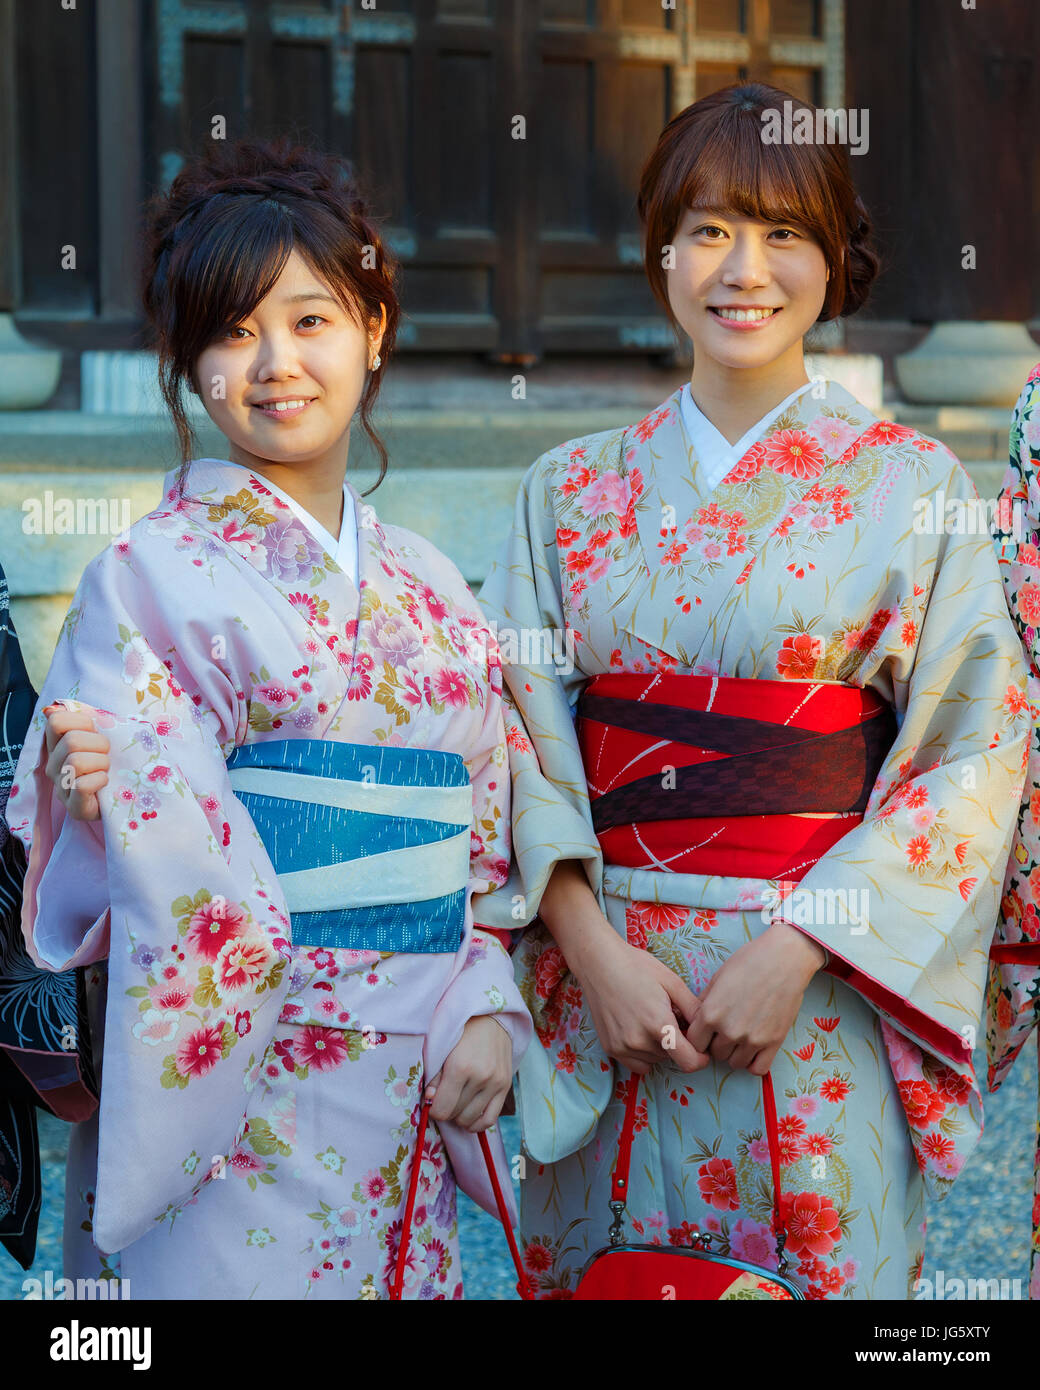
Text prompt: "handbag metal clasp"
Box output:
[[608, 1199, 626, 1247]]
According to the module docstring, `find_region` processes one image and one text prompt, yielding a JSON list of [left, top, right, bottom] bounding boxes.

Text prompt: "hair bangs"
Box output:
[[676, 110, 833, 241], [181, 201, 296, 348]]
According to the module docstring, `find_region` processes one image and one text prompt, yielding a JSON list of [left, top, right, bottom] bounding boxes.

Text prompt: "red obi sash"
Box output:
[[576, 674, 897, 881]]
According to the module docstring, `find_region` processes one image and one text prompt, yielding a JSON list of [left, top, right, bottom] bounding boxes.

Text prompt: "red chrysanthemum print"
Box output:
[[804, 1133, 833, 1156], [723, 440, 766, 485], [778, 1135, 804, 1165], [184, 899, 247, 962], [523, 1240, 554, 1273], [762, 429, 827, 479], [919, 1131, 955, 1163], [860, 420, 915, 448], [776, 632, 822, 679], [906, 835, 932, 867], [175, 1024, 224, 1079], [697, 1156, 740, 1211], [820, 1075, 851, 1102], [780, 1190, 842, 1258], [898, 1079, 947, 1129], [293, 1026, 349, 1072], [628, 902, 688, 934]]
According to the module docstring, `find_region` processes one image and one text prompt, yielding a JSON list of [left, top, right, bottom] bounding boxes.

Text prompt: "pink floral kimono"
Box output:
[[6, 459, 532, 1300]]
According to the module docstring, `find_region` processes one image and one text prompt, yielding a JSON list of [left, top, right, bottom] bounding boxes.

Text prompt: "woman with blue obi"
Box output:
[[5, 137, 532, 1300]]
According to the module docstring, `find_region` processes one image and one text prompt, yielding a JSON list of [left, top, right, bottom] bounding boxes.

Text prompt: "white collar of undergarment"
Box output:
[[680, 380, 816, 493], [195, 459, 359, 588]]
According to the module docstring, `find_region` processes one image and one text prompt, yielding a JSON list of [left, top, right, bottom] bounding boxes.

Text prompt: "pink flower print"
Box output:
[[792, 1093, 819, 1120], [287, 591, 318, 621], [580, 470, 631, 519], [175, 1025, 225, 1079], [345, 661, 372, 701], [806, 415, 859, 459], [420, 584, 449, 622], [132, 1008, 182, 1046], [227, 1149, 266, 1179], [256, 681, 296, 711], [149, 977, 192, 1011], [730, 1217, 775, 1266], [432, 668, 470, 708], [370, 608, 423, 662], [586, 552, 612, 583], [361, 1170, 389, 1202]]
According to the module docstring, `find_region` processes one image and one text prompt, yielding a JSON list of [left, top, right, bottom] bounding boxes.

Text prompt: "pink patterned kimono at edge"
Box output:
[[5, 459, 533, 1300]]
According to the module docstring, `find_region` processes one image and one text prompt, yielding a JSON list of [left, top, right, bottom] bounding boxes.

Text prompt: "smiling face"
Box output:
[[194, 247, 385, 478], [666, 206, 829, 377]]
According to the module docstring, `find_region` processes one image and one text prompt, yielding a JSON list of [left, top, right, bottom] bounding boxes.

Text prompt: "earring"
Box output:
[[370, 353, 382, 371]]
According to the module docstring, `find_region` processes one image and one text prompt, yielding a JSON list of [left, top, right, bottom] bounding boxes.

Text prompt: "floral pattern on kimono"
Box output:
[[477, 380, 1029, 1298], [988, 361, 1040, 1298], [5, 461, 532, 1298]]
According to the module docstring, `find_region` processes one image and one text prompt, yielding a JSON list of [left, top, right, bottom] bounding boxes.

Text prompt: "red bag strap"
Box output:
[[390, 1096, 534, 1300], [609, 1070, 791, 1274]]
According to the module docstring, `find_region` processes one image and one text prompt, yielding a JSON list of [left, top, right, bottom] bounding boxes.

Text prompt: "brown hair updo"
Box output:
[[637, 82, 879, 343], [140, 135, 401, 494]]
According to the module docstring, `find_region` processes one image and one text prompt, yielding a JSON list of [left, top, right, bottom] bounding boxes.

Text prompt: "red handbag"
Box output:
[[573, 1071, 804, 1300], [391, 1095, 535, 1300]]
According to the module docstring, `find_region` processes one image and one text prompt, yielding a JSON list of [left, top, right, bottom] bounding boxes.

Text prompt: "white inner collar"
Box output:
[[680, 380, 815, 492]]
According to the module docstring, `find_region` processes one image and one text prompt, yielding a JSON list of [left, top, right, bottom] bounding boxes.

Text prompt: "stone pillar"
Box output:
[[0, 0, 61, 409], [891, 1, 1038, 405]]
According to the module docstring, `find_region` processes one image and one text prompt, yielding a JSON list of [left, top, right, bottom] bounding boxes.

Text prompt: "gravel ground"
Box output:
[[3, 1042, 1035, 1301]]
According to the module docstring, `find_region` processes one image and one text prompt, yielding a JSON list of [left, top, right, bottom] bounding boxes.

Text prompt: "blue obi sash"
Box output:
[[225, 739, 472, 954]]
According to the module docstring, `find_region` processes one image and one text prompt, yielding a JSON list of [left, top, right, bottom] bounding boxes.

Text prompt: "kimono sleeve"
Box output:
[[770, 458, 1030, 1071], [5, 536, 293, 1255], [474, 452, 603, 935], [987, 366, 1040, 1091]]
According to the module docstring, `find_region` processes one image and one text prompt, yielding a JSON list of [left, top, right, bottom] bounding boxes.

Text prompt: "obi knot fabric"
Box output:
[[226, 738, 472, 953], [576, 673, 897, 882]]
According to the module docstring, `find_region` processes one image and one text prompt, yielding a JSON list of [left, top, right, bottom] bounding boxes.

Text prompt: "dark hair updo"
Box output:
[[140, 135, 401, 494], [637, 82, 880, 343]]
